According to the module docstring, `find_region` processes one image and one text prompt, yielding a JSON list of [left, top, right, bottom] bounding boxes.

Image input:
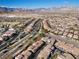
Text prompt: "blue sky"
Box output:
[[0, 0, 79, 8]]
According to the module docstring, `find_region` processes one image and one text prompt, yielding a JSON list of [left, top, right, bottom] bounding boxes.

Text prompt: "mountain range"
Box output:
[[0, 6, 79, 13]]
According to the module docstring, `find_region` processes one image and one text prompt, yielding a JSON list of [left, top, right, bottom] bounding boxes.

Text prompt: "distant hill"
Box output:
[[0, 7, 16, 13], [0, 6, 79, 13]]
